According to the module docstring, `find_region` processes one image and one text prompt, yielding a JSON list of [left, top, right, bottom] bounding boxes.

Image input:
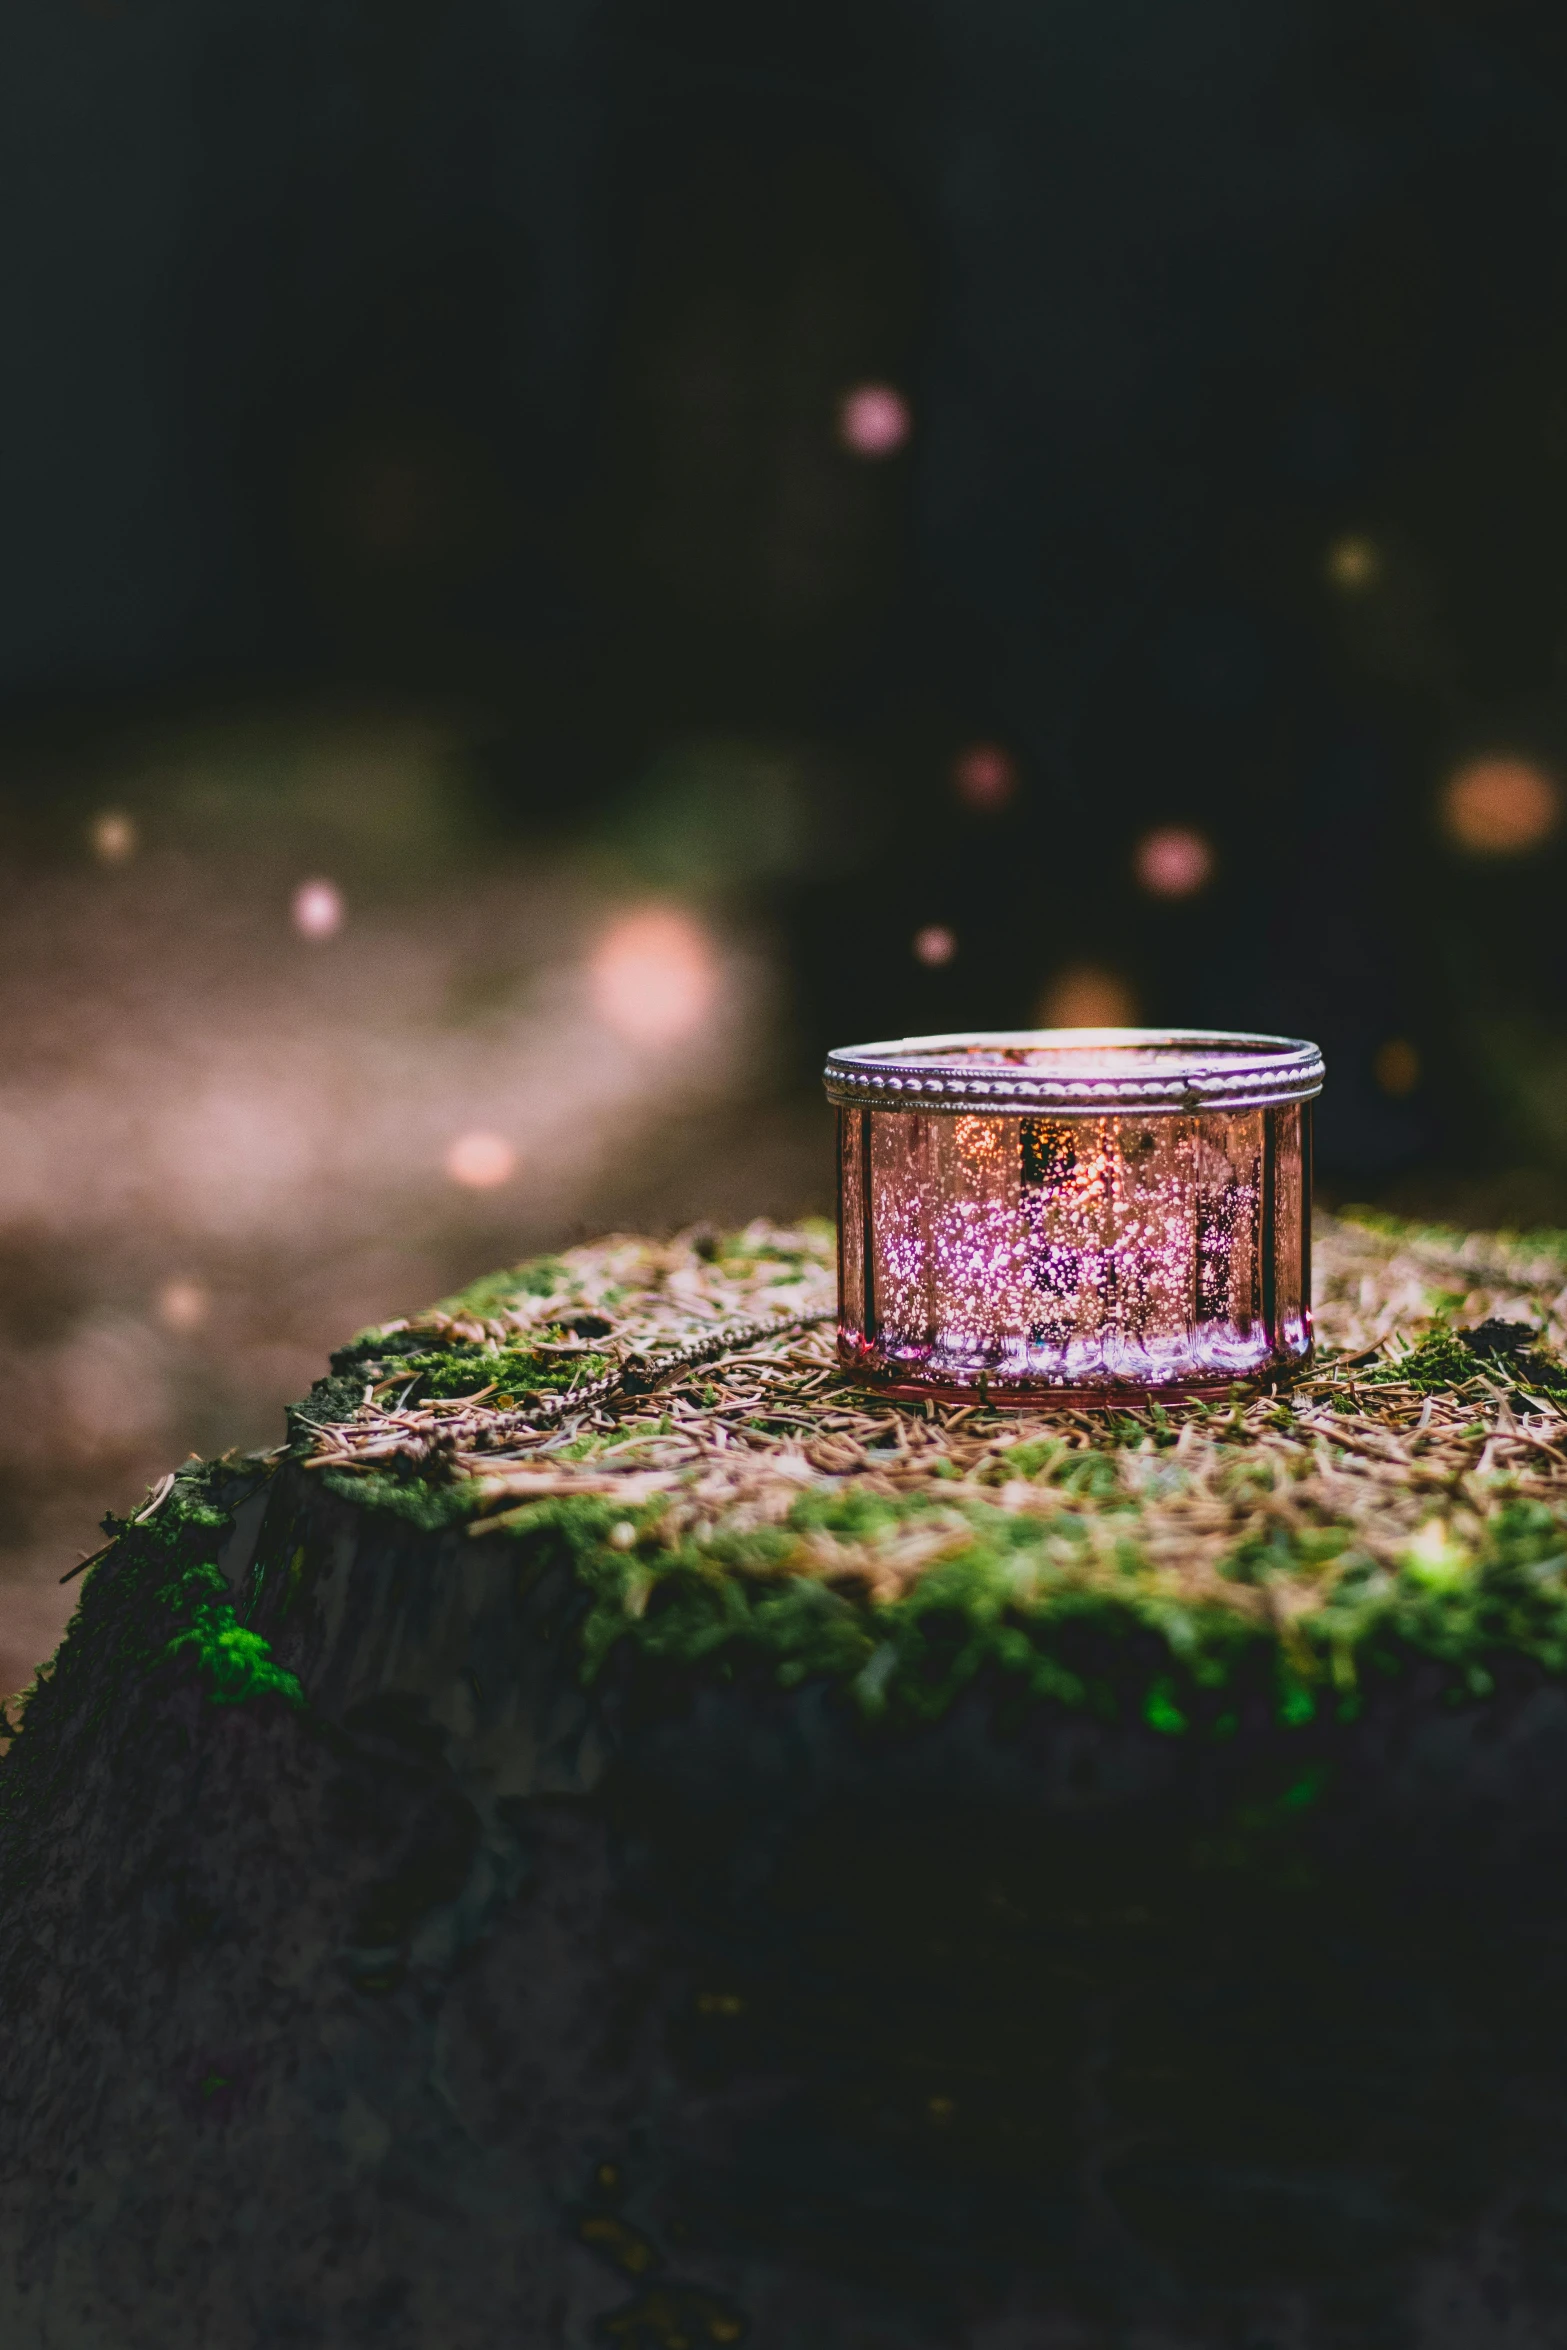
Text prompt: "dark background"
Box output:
[[4, 0, 1567, 1682]]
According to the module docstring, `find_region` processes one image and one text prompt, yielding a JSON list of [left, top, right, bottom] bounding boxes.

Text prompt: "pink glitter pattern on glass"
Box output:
[[826, 1032, 1319, 1403]]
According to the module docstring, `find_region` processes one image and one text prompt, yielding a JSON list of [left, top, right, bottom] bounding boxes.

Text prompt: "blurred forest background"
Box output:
[[5, 0, 1567, 1687]]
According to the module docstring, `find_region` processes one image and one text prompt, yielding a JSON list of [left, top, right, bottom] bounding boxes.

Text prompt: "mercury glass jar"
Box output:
[[823, 1029, 1324, 1404]]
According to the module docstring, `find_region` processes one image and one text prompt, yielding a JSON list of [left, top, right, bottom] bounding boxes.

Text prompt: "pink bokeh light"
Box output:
[[837, 383, 913, 458], [445, 1131, 518, 1190], [292, 878, 346, 940], [1133, 826, 1214, 899], [912, 924, 957, 967], [590, 907, 718, 1045], [0, 747, 774, 1704], [951, 743, 1017, 813], [156, 1278, 210, 1334]]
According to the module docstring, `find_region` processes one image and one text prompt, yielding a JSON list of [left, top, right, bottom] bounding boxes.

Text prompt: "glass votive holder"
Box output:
[[823, 1028, 1324, 1404]]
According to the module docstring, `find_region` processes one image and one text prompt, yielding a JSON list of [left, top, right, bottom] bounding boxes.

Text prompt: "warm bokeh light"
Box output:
[[1133, 825, 1213, 898], [155, 1278, 210, 1334], [444, 1131, 518, 1190], [292, 878, 346, 939], [1037, 966, 1138, 1028], [90, 811, 137, 864], [953, 1114, 1003, 1164], [837, 383, 912, 458], [1326, 533, 1381, 592], [0, 705, 779, 1707], [951, 742, 1017, 813], [1374, 1039, 1421, 1097], [1441, 755, 1561, 856], [589, 907, 718, 1044], [912, 924, 957, 967]]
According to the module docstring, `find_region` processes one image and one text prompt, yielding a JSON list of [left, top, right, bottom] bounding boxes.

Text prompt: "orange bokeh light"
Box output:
[[1326, 534, 1381, 592], [1373, 1039, 1421, 1097], [1133, 826, 1213, 899], [953, 1113, 1002, 1164], [1037, 966, 1138, 1028], [90, 811, 137, 865], [1442, 755, 1561, 856], [590, 907, 717, 1045]]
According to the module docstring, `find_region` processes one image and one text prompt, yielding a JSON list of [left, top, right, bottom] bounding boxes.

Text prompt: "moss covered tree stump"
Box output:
[[6, 1215, 1567, 2346]]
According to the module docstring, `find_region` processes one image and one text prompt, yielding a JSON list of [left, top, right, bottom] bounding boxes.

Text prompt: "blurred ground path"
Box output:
[[0, 699, 829, 1696]]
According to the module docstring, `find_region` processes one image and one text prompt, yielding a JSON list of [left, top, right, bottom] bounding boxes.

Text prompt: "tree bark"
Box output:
[[5, 1451, 1567, 2346]]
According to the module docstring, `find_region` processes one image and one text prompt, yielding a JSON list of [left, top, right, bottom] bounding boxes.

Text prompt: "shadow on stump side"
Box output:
[[1, 1453, 1566, 2345]]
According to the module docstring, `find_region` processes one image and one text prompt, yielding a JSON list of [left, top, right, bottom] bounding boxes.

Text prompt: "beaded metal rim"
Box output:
[[822, 1028, 1325, 1115]]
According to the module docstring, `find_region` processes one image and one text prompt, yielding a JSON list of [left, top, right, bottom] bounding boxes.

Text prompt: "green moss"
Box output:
[[401, 1340, 611, 1401], [296, 1328, 611, 1440], [136, 1494, 303, 1708], [716, 1223, 831, 1266], [477, 1489, 1233, 1727], [464, 1474, 1567, 1739], [437, 1257, 567, 1316], [1353, 1321, 1567, 1408], [1143, 1678, 1188, 1735], [328, 1327, 430, 1375], [979, 1436, 1071, 1482], [41, 1213, 1565, 1764], [293, 1369, 372, 1430], [316, 1469, 480, 1532], [166, 1596, 304, 1707], [789, 1488, 908, 1540], [1358, 1326, 1497, 1395], [1, 1467, 302, 1772], [279, 1215, 1567, 1736]]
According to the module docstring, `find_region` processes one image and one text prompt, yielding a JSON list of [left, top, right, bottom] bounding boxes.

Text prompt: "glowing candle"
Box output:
[[823, 1029, 1324, 1403]]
